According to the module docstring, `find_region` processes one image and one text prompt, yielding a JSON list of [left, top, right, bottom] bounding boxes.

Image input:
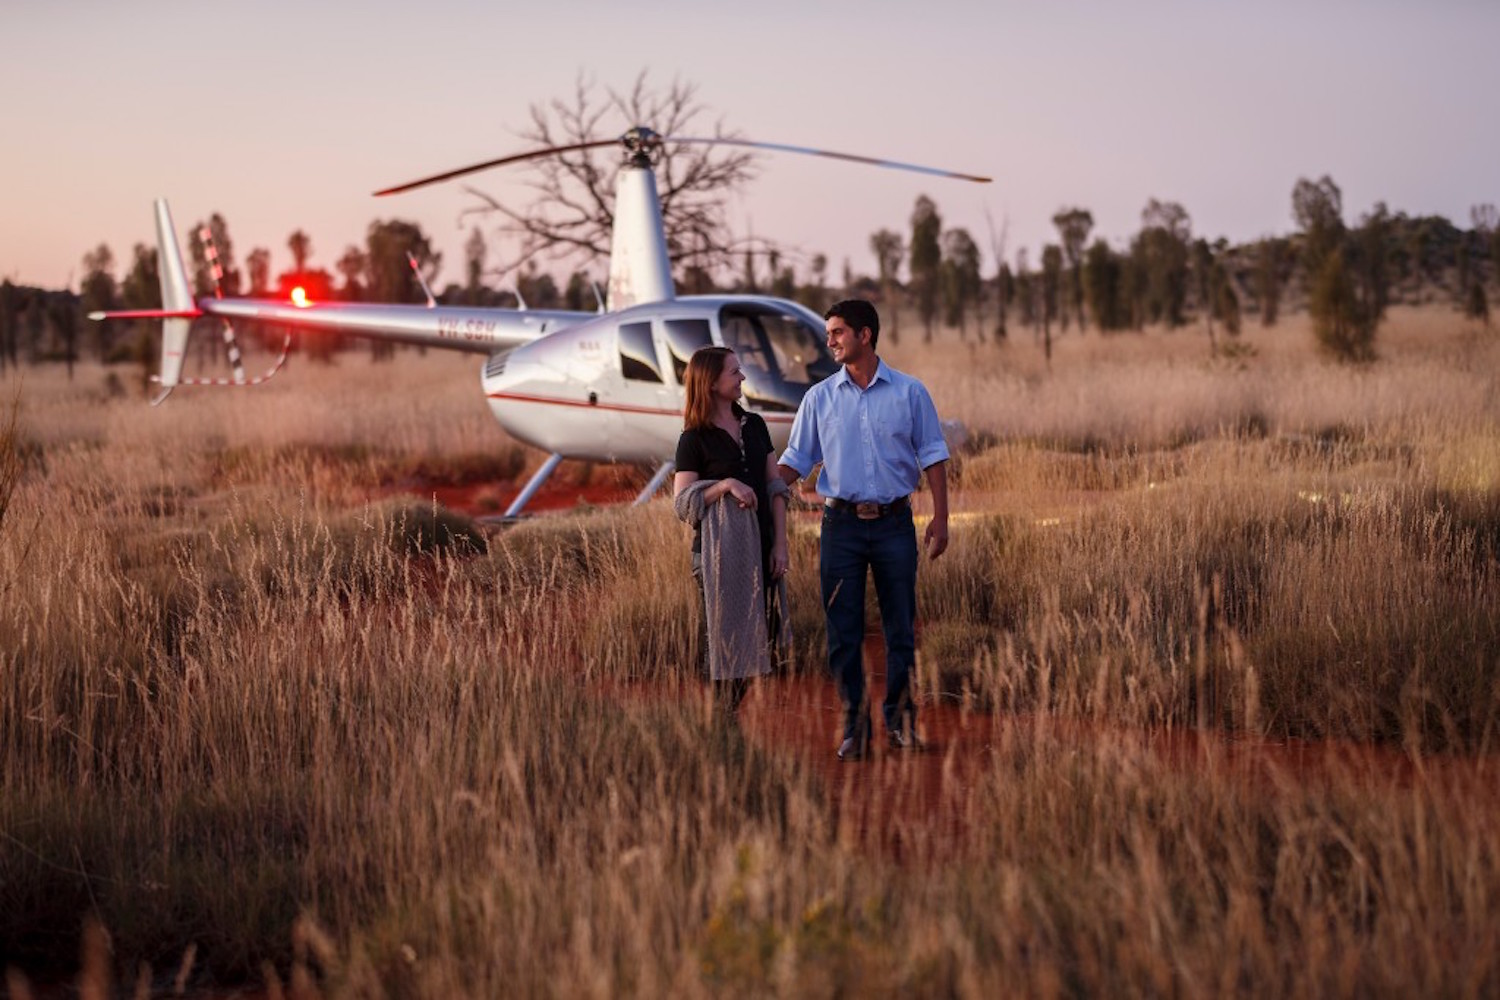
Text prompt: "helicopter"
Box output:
[[92, 127, 990, 516]]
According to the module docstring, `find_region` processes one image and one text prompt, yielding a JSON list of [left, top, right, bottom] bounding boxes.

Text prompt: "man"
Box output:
[[778, 299, 950, 760]]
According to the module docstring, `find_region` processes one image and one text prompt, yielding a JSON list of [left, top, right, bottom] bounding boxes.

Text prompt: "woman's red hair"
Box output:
[[682, 347, 735, 430]]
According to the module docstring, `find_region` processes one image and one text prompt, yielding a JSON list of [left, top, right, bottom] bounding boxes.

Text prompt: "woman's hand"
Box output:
[[769, 540, 789, 579], [724, 478, 757, 510]]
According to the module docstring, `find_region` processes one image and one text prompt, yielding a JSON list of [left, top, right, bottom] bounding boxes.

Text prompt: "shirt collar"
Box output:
[[834, 357, 890, 391]]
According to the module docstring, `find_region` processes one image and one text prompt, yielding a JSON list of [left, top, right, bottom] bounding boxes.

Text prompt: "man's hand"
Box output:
[[924, 516, 949, 561], [923, 461, 950, 560]]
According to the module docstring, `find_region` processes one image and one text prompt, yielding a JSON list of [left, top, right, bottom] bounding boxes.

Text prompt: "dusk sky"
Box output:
[[3, 0, 1497, 292]]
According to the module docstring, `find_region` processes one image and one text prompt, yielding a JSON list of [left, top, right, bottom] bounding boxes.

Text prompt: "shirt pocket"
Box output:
[[872, 408, 912, 453]]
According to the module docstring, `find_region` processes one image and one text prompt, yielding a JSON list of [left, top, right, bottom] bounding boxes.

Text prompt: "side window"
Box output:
[[720, 314, 773, 376], [619, 321, 663, 383], [663, 318, 713, 383]]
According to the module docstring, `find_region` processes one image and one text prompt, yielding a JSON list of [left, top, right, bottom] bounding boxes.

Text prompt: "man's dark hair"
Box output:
[[824, 299, 881, 350]]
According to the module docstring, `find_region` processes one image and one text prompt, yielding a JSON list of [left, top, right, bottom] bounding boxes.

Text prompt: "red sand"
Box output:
[[392, 465, 646, 517], [612, 630, 1494, 864]]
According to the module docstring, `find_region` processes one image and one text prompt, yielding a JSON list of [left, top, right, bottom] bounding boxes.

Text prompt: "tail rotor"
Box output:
[[88, 199, 291, 403], [197, 223, 248, 385]]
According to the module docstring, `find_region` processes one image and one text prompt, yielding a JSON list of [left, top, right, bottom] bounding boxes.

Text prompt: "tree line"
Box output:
[[861, 179, 1497, 363], [3, 177, 1497, 380]]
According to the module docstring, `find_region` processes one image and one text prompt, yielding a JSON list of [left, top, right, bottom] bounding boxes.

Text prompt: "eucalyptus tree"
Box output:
[[366, 220, 440, 305], [1052, 207, 1093, 330], [287, 229, 312, 275], [1133, 199, 1191, 327], [1294, 177, 1391, 361], [336, 246, 367, 301], [1255, 237, 1289, 326], [1352, 202, 1392, 325], [0, 281, 17, 371], [122, 244, 160, 368], [79, 243, 118, 362], [189, 214, 239, 296], [366, 219, 441, 359], [910, 195, 942, 341], [465, 227, 488, 305], [1192, 238, 1220, 353], [1040, 243, 1063, 364], [1467, 279, 1490, 327], [985, 207, 1010, 340], [1310, 247, 1372, 361], [1014, 247, 1036, 334], [1083, 239, 1127, 332], [940, 227, 981, 338], [58, 293, 85, 378], [246, 248, 271, 296], [1211, 241, 1241, 339], [807, 253, 829, 311], [869, 228, 904, 342], [1292, 176, 1345, 280]]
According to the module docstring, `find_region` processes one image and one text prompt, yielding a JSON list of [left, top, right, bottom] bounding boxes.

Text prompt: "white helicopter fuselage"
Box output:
[[485, 295, 835, 463], [98, 128, 984, 513]]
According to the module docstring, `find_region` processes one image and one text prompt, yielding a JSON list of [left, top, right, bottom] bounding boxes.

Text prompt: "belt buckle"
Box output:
[[854, 501, 880, 520]]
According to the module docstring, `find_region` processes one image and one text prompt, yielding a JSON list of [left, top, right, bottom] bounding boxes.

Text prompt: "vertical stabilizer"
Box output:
[[154, 199, 195, 391], [606, 162, 675, 309]]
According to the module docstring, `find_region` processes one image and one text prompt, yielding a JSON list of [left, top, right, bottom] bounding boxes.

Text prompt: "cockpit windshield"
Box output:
[[717, 303, 838, 412]]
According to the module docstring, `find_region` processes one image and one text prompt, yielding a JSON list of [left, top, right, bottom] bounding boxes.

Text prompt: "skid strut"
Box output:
[[633, 459, 675, 505], [504, 453, 565, 519]]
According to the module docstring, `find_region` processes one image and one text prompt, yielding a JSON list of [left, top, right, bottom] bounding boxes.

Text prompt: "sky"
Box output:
[[2, 0, 1497, 292]]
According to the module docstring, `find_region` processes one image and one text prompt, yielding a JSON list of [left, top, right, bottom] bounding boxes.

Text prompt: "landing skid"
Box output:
[[483, 454, 673, 526]]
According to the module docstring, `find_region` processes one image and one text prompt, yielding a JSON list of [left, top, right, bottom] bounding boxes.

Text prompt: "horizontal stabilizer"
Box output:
[[87, 308, 202, 321]]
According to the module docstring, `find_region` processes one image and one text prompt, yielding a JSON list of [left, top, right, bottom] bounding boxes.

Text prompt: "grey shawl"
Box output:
[[674, 480, 786, 680]]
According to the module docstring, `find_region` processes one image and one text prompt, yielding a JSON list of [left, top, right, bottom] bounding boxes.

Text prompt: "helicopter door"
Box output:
[[615, 319, 673, 458]]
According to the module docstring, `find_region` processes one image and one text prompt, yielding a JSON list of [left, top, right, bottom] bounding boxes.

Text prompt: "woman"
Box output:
[[672, 347, 789, 714]]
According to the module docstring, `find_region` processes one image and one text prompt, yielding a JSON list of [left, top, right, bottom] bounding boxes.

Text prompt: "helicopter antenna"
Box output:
[[407, 252, 436, 308]]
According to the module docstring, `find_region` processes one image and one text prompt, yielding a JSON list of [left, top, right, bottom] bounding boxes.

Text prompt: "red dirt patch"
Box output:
[[393, 475, 1493, 862], [391, 464, 646, 515], [620, 632, 1494, 865]]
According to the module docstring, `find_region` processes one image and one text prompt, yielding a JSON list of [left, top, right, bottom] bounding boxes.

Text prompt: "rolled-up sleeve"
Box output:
[[911, 384, 950, 469], [779, 395, 821, 478]]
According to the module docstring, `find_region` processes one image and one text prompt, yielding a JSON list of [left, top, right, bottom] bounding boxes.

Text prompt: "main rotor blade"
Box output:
[[665, 136, 992, 184], [373, 139, 619, 196], [376, 130, 991, 197]]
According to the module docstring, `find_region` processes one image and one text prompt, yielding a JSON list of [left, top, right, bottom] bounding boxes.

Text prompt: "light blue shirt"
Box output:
[[780, 358, 949, 503]]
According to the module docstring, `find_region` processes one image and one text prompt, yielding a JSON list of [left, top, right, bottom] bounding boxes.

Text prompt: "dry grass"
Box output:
[[2, 308, 1498, 996]]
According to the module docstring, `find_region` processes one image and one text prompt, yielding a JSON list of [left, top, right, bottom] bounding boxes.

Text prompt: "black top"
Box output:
[[675, 408, 775, 562]]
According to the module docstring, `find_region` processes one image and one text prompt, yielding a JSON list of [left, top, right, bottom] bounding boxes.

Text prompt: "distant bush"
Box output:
[[1311, 249, 1377, 362]]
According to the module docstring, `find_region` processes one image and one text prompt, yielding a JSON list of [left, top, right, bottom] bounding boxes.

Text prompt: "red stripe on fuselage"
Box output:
[[486, 390, 795, 422]]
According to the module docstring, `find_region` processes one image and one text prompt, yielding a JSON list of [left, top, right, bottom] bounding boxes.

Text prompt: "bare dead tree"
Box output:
[[460, 74, 759, 282]]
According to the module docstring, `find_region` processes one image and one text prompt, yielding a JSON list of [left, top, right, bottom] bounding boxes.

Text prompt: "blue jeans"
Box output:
[[819, 504, 919, 741]]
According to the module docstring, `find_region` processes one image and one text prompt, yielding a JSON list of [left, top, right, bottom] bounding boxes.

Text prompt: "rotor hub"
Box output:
[[619, 126, 663, 166]]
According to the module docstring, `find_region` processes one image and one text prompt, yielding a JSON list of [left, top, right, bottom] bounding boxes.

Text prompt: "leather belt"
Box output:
[[824, 496, 911, 520]]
